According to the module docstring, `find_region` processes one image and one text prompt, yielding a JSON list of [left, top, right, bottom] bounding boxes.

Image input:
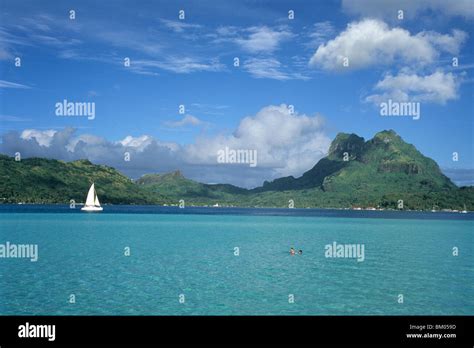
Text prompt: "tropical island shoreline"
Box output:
[[1, 130, 473, 211], [3, 203, 471, 214]]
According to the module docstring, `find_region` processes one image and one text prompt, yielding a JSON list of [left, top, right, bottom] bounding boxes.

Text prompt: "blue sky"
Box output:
[[0, 0, 473, 187]]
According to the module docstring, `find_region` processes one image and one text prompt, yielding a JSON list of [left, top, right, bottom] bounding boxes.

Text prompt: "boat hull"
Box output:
[[81, 206, 103, 212]]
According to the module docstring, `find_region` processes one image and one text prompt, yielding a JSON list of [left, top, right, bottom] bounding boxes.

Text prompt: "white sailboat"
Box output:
[[81, 183, 103, 212], [461, 204, 467, 214]]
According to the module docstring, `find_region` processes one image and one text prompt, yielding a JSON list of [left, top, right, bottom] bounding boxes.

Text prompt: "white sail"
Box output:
[[85, 183, 96, 206], [82, 183, 103, 211], [94, 191, 100, 207]]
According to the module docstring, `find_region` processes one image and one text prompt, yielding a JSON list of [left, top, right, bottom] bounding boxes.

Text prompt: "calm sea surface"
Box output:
[[0, 205, 472, 315]]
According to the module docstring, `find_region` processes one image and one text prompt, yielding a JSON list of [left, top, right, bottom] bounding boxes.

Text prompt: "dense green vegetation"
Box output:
[[135, 171, 249, 205], [1, 130, 473, 210], [0, 155, 166, 204], [137, 130, 474, 210]]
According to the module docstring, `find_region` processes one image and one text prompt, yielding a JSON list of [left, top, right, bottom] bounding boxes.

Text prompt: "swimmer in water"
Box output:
[[298, 250, 303, 255], [290, 247, 295, 255]]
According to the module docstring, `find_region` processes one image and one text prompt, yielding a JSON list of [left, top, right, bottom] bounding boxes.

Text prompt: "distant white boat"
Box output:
[[213, 203, 219, 207], [81, 183, 103, 212], [461, 204, 467, 214]]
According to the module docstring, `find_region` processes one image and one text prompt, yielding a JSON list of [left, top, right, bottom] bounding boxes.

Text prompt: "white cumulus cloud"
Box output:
[[118, 135, 154, 151], [184, 104, 331, 178], [21, 129, 57, 147], [365, 70, 460, 104], [309, 19, 466, 71]]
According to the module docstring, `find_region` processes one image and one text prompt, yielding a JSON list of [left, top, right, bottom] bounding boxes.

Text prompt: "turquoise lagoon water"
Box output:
[[0, 205, 472, 315]]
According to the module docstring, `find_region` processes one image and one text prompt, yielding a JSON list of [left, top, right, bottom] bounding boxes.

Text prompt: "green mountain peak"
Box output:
[[328, 133, 366, 161]]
